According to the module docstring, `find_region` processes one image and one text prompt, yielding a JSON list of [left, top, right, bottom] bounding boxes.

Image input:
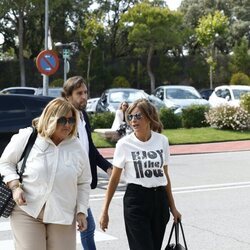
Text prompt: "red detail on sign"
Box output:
[[36, 50, 59, 76]]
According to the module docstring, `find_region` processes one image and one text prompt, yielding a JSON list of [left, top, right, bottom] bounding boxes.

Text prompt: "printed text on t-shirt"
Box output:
[[131, 149, 164, 178]]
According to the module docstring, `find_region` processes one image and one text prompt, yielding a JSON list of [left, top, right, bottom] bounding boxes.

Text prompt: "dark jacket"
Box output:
[[82, 111, 112, 189]]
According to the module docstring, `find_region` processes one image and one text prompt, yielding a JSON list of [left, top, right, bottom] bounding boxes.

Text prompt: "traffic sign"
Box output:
[[36, 50, 59, 76]]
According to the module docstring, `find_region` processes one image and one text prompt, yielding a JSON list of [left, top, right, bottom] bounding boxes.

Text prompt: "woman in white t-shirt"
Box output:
[[99, 98, 181, 250]]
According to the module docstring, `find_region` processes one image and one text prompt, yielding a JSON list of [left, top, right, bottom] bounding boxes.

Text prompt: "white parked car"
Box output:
[[209, 85, 250, 107], [152, 85, 209, 114], [0, 86, 42, 95], [86, 97, 100, 113], [0, 86, 62, 97]]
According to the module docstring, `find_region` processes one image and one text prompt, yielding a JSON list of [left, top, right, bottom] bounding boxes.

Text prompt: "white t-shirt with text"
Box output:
[[113, 131, 170, 188]]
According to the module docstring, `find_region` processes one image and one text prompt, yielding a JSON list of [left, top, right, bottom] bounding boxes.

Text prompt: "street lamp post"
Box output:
[[55, 42, 78, 82]]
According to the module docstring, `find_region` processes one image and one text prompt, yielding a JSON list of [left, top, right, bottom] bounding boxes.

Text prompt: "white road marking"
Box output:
[[90, 181, 250, 200]]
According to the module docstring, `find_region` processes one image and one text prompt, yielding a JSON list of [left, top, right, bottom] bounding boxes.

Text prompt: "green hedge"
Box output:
[[88, 112, 114, 131], [159, 108, 182, 129], [181, 105, 209, 128]]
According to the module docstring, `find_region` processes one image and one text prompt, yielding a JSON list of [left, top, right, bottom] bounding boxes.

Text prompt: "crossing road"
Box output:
[[1, 151, 250, 250]]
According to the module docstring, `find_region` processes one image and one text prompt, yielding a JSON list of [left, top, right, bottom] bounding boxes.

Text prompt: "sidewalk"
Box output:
[[98, 140, 250, 158]]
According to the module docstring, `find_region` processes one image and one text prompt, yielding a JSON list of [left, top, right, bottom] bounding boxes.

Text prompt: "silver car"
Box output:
[[152, 85, 209, 114], [96, 88, 166, 113]]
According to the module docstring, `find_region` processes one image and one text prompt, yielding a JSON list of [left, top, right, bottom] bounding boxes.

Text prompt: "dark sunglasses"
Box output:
[[127, 113, 142, 121], [57, 116, 76, 126]]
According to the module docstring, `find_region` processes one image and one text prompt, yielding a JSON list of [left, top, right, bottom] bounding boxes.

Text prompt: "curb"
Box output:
[[98, 140, 250, 159]]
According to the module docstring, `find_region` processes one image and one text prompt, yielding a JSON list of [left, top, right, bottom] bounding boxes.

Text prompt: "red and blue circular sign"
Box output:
[[36, 50, 59, 76]]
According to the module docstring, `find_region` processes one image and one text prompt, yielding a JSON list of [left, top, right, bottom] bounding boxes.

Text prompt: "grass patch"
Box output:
[[92, 132, 116, 148], [92, 127, 250, 147], [163, 127, 250, 145]]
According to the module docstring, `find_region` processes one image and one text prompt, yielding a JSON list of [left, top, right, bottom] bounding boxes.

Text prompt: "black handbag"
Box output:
[[0, 127, 37, 218], [165, 220, 188, 250]]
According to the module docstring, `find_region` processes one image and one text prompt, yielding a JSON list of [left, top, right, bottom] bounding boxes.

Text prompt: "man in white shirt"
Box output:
[[62, 76, 112, 250]]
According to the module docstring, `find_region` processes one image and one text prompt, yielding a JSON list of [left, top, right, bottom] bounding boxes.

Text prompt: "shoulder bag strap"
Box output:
[[175, 221, 179, 245], [166, 222, 175, 246], [179, 220, 188, 249], [18, 127, 38, 182]]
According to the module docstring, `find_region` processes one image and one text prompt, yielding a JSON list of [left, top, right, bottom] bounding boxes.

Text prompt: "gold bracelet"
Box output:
[[10, 183, 23, 191]]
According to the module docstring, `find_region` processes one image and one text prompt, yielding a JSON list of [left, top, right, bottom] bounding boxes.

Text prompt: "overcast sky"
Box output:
[[166, 0, 182, 10]]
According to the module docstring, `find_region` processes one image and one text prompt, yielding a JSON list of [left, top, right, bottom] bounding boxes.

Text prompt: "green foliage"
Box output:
[[80, 14, 104, 50], [120, 2, 185, 91], [205, 105, 249, 131], [196, 11, 229, 47], [88, 112, 115, 130], [182, 105, 209, 128], [230, 72, 250, 86], [159, 108, 182, 129], [112, 76, 130, 88], [50, 78, 64, 87], [229, 38, 250, 75], [121, 2, 184, 50], [240, 93, 250, 114]]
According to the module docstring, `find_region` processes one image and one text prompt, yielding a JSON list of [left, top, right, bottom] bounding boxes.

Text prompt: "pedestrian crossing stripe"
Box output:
[[0, 221, 117, 249]]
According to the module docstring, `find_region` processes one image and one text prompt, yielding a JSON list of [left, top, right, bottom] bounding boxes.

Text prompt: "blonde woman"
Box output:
[[111, 101, 129, 131], [0, 98, 91, 250]]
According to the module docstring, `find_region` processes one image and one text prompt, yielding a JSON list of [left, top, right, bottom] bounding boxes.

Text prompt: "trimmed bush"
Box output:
[[159, 108, 182, 129], [111, 76, 130, 88], [89, 112, 115, 130], [182, 105, 209, 128], [240, 93, 250, 114], [205, 105, 249, 130], [230, 72, 250, 86]]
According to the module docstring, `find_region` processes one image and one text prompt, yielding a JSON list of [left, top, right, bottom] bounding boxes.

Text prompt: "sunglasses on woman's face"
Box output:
[[127, 113, 142, 121], [57, 116, 76, 126]]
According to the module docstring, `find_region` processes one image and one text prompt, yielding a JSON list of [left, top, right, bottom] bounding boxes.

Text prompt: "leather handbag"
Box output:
[[165, 220, 188, 250], [0, 127, 37, 218]]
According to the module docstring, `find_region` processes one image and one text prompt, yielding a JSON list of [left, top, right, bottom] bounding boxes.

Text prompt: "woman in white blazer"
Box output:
[[0, 98, 92, 250]]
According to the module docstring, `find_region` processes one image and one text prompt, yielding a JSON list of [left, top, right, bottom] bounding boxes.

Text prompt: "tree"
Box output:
[[180, 0, 250, 53], [230, 37, 250, 75], [80, 14, 104, 96], [0, 0, 40, 86], [121, 1, 184, 92], [195, 10, 229, 89], [93, 0, 139, 59], [0, 0, 92, 85]]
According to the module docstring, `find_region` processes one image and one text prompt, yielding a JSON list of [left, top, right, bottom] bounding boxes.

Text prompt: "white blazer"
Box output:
[[0, 127, 91, 225]]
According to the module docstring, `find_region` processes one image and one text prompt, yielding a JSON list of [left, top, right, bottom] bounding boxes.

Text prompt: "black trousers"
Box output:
[[123, 183, 170, 250]]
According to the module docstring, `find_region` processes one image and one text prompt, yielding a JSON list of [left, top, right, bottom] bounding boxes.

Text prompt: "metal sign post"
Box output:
[[43, 0, 49, 96]]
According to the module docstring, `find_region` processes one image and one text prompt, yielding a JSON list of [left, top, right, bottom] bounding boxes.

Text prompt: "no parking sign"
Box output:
[[36, 50, 59, 76]]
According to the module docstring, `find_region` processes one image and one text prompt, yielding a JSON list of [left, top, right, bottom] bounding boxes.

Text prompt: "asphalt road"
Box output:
[[1, 151, 250, 250]]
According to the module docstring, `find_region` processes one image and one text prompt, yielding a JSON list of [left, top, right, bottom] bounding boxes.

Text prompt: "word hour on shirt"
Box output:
[[131, 150, 164, 179]]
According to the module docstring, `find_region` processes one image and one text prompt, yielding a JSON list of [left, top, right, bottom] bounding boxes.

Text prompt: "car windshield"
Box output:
[[48, 88, 62, 97], [109, 90, 146, 103], [232, 89, 250, 100], [165, 88, 201, 99]]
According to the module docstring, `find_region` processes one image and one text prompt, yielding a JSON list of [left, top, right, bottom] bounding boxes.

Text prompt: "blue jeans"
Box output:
[[80, 208, 96, 250]]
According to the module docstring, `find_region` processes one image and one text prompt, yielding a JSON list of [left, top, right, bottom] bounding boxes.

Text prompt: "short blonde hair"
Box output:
[[126, 98, 163, 133], [33, 98, 78, 138]]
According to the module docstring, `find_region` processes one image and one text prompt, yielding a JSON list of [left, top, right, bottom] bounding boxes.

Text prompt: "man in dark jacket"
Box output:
[[62, 76, 112, 250]]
